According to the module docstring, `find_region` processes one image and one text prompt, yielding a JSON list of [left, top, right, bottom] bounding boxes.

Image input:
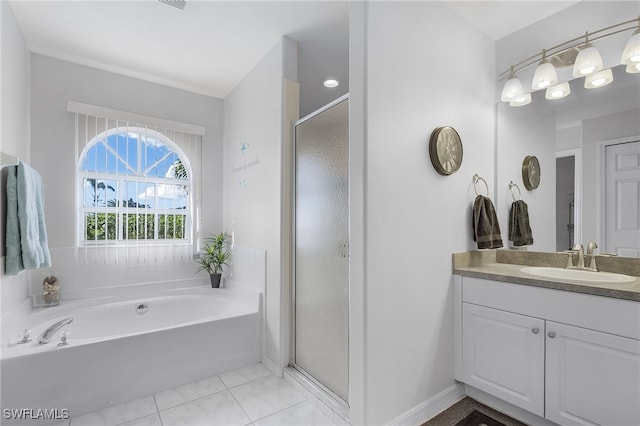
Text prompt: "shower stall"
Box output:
[[292, 95, 349, 403]]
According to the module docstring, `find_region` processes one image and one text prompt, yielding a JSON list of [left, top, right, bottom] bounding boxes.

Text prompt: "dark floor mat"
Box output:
[[454, 410, 507, 426]]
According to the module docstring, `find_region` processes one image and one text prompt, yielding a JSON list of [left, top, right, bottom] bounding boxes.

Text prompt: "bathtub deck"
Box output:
[[58, 363, 348, 426]]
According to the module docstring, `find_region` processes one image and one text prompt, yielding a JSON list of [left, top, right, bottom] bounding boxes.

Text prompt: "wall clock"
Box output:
[[522, 155, 541, 190], [429, 126, 463, 175]]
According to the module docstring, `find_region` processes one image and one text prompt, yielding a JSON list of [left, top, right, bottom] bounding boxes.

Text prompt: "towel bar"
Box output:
[[473, 174, 489, 197], [508, 181, 522, 201]]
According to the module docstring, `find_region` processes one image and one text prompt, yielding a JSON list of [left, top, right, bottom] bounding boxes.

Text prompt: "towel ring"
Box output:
[[473, 174, 489, 197], [508, 181, 522, 201]]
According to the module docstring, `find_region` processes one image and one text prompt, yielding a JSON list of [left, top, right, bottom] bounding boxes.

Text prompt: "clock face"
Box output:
[[522, 155, 541, 190], [429, 126, 463, 175]]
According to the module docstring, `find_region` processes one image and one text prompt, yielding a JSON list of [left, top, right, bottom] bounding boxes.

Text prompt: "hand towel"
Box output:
[[472, 195, 503, 249], [509, 199, 534, 246], [5, 166, 23, 274], [5, 161, 51, 275]]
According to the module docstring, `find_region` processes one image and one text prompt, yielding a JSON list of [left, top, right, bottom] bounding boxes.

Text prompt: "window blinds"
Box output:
[[69, 101, 203, 266]]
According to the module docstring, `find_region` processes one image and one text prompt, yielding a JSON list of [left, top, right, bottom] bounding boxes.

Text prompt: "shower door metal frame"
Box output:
[[290, 93, 350, 406]]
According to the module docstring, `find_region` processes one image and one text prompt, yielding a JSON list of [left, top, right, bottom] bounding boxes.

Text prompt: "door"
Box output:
[[546, 321, 640, 426], [462, 303, 545, 416], [605, 141, 640, 257], [293, 97, 349, 402]]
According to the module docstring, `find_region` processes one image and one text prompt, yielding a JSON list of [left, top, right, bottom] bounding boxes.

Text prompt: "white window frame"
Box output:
[[78, 126, 193, 247]]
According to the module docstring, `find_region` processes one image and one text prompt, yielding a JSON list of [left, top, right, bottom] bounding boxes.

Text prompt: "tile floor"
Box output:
[[52, 363, 341, 426]]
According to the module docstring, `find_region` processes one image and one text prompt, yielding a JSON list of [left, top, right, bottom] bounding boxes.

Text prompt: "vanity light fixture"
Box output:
[[499, 16, 639, 107], [531, 50, 558, 90], [573, 33, 603, 77], [509, 93, 531, 107], [323, 79, 339, 88], [626, 62, 640, 73], [584, 68, 614, 89], [621, 19, 640, 65], [500, 66, 524, 102], [545, 82, 571, 100]]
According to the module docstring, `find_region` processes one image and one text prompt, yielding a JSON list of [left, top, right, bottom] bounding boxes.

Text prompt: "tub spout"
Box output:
[[38, 318, 73, 344]]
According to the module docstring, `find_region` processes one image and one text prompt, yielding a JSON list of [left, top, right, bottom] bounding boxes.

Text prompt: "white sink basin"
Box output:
[[520, 267, 635, 284]]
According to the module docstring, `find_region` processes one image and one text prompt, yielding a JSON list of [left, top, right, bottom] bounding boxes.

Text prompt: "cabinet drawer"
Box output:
[[462, 277, 640, 340]]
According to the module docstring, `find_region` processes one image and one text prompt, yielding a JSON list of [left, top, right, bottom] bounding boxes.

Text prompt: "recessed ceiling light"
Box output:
[[323, 79, 339, 88]]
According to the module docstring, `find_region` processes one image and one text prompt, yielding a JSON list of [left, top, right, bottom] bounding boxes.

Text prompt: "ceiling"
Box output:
[[443, 1, 581, 41], [9, 1, 581, 104]]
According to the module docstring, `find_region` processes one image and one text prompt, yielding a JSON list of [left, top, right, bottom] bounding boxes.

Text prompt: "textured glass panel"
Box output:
[[294, 99, 349, 401]]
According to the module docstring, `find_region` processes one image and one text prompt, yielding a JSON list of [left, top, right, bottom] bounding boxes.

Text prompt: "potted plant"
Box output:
[[196, 232, 231, 288]]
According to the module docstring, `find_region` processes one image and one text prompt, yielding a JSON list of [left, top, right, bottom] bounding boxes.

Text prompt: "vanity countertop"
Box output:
[[453, 249, 640, 302]]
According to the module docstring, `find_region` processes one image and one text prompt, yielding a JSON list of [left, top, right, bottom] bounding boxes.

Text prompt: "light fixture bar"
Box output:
[[498, 17, 639, 81]]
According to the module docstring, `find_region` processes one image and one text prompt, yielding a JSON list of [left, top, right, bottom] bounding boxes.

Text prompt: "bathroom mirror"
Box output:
[[496, 64, 640, 257]]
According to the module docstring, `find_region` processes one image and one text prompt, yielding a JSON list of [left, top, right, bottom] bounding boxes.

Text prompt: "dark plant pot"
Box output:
[[210, 273, 222, 288]]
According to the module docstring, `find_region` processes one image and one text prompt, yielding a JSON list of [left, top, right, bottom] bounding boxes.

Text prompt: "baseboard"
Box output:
[[387, 383, 466, 426], [261, 355, 282, 378]]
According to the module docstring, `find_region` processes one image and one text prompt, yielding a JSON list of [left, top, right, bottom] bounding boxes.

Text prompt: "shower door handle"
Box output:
[[340, 243, 350, 258]]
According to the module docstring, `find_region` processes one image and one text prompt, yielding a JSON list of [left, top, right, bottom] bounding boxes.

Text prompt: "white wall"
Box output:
[[27, 54, 223, 294], [496, 97, 556, 251], [1, 1, 31, 317], [222, 37, 297, 372], [360, 2, 495, 423]]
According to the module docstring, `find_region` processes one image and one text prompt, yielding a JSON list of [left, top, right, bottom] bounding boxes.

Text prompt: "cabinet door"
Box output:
[[462, 303, 545, 416], [546, 321, 640, 426]]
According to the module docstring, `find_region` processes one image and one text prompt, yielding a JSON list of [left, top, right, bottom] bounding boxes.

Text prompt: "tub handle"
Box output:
[[57, 331, 71, 347], [17, 329, 32, 344]]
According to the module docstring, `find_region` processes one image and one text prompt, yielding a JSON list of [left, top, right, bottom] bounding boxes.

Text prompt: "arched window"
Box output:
[[79, 127, 191, 244]]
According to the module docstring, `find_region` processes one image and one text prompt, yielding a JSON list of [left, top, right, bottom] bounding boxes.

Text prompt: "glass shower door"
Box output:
[[294, 97, 349, 402]]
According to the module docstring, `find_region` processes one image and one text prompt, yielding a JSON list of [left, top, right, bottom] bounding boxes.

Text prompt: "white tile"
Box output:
[[220, 363, 272, 388], [333, 412, 351, 426], [154, 375, 226, 410], [70, 396, 156, 426], [254, 401, 333, 426], [230, 375, 306, 421], [43, 421, 70, 426], [118, 413, 162, 426], [159, 390, 250, 426], [316, 398, 336, 421]]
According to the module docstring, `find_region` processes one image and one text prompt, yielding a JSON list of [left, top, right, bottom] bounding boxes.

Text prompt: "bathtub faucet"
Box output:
[[38, 318, 73, 344]]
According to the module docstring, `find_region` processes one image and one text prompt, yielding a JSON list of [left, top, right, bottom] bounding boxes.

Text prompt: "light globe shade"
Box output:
[[572, 45, 603, 77], [545, 82, 571, 100], [621, 29, 640, 65], [501, 76, 524, 102], [532, 61, 558, 90], [626, 62, 640, 73], [323, 78, 339, 88], [509, 93, 531, 107], [584, 68, 613, 89]]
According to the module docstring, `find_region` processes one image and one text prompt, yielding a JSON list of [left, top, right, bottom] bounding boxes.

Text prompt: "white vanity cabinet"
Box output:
[[545, 321, 640, 426], [462, 303, 545, 416], [455, 276, 640, 426]]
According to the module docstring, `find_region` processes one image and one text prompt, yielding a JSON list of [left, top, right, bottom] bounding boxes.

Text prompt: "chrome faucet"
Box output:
[[586, 241, 598, 271], [567, 244, 586, 270], [38, 318, 73, 344]]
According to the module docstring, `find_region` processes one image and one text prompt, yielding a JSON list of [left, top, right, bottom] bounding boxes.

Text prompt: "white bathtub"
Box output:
[[1, 285, 262, 423]]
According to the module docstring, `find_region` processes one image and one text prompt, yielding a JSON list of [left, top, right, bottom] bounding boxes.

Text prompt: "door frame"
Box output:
[[556, 148, 581, 250], [597, 136, 640, 249], [289, 93, 350, 404]]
